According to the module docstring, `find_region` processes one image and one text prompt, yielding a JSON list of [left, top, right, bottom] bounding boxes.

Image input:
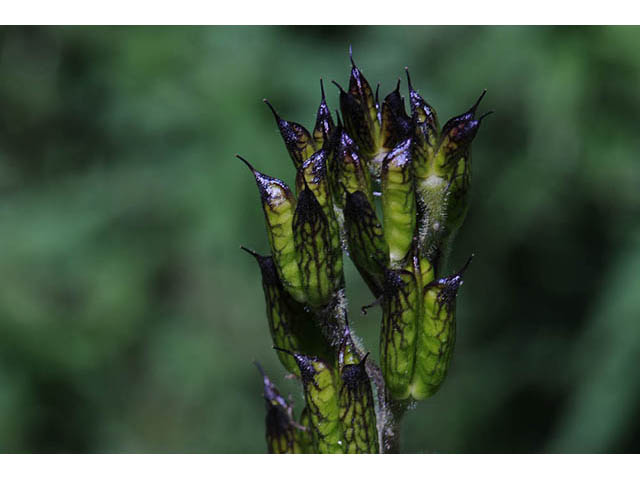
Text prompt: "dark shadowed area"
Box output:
[[1, 26, 639, 453]]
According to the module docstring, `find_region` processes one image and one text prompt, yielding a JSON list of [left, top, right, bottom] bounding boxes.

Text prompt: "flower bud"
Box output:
[[239, 155, 305, 302], [264, 99, 317, 169], [381, 138, 417, 266], [255, 362, 302, 454]]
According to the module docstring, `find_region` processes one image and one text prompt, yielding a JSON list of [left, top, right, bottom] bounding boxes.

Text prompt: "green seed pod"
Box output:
[[379, 260, 420, 400], [241, 247, 332, 375], [313, 79, 335, 147], [239, 155, 306, 303], [264, 99, 317, 169], [381, 138, 416, 267], [293, 185, 341, 307], [279, 349, 344, 454], [330, 124, 374, 210], [344, 190, 388, 297], [256, 362, 302, 454], [410, 256, 472, 400], [380, 80, 412, 154], [338, 352, 379, 454]]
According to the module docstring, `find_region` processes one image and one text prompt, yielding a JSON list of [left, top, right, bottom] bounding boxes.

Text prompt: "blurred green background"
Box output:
[[1, 26, 639, 453]]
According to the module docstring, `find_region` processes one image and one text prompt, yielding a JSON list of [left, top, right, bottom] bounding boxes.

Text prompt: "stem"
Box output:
[[384, 397, 409, 454]]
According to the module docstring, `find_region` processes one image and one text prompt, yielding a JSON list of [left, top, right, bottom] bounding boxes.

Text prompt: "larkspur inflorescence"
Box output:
[[240, 49, 490, 454]]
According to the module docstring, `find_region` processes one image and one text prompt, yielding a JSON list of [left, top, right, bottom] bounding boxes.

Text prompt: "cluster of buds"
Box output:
[[240, 50, 490, 453]]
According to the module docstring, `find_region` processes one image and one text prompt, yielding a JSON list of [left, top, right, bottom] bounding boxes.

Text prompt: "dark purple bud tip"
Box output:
[[405, 66, 414, 91], [468, 89, 487, 115], [360, 351, 370, 366], [236, 154, 256, 173], [263, 98, 282, 121], [320, 78, 326, 100], [240, 245, 261, 259], [478, 110, 494, 122], [331, 80, 347, 94], [436, 254, 474, 306]]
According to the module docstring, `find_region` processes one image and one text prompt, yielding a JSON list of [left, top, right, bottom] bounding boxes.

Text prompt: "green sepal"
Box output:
[[410, 256, 471, 400], [293, 186, 342, 307], [256, 362, 302, 454], [239, 156, 306, 302], [313, 79, 335, 148], [344, 190, 388, 297], [264, 99, 317, 169], [283, 350, 344, 454], [381, 138, 417, 267]]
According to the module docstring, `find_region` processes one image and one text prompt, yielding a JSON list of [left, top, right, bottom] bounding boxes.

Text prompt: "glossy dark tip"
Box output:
[[240, 245, 262, 259], [395, 78, 401, 92], [469, 89, 488, 114], [405, 66, 414, 91], [320, 78, 326, 100], [478, 110, 494, 122], [457, 253, 474, 276], [375, 83, 380, 105], [236, 154, 256, 173], [349, 44, 355, 67], [360, 352, 370, 366], [263, 98, 281, 120], [331, 80, 346, 93]]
